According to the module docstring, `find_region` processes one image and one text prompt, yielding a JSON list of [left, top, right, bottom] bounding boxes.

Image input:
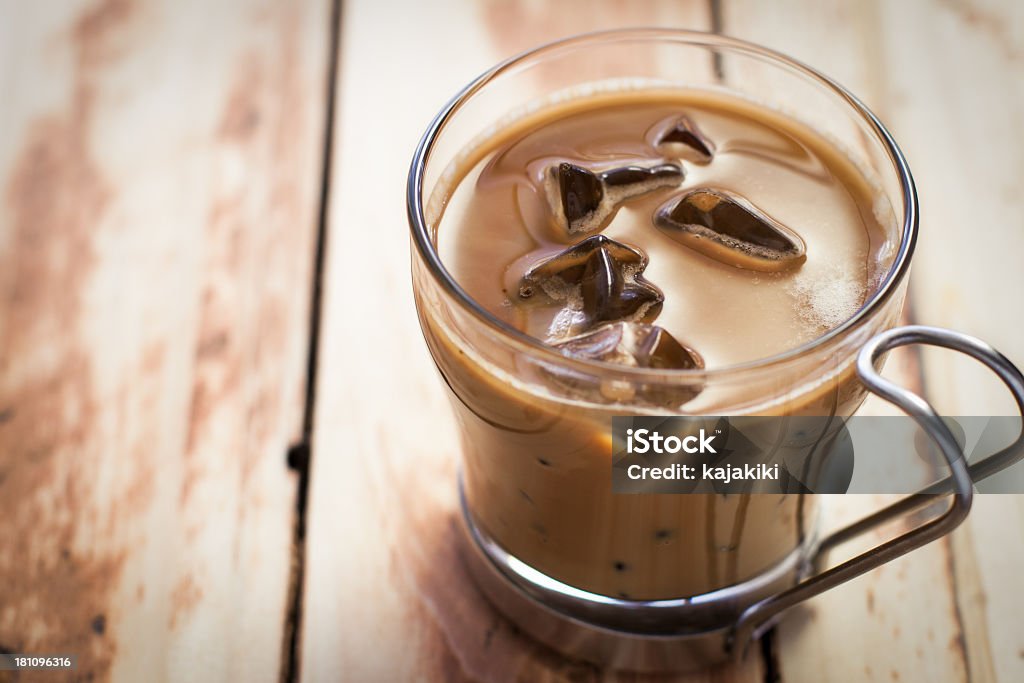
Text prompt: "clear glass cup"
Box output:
[[406, 29, 1023, 670], [410, 27, 909, 596]]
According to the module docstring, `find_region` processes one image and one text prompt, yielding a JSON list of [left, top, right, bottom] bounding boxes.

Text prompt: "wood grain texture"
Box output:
[[874, 2, 1024, 683], [0, 0, 329, 680], [304, 0, 1023, 681], [716, 2, 970, 682], [720, 0, 1023, 681], [299, 0, 775, 680]]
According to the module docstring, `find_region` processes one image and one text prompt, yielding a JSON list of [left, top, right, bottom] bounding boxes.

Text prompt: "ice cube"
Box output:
[[602, 163, 686, 192], [546, 322, 705, 406], [654, 189, 806, 272], [553, 162, 604, 234], [517, 235, 663, 336], [547, 161, 683, 235], [555, 321, 702, 370], [654, 116, 715, 164]]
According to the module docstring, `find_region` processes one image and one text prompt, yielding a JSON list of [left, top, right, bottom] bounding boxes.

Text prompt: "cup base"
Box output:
[[456, 477, 813, 672]]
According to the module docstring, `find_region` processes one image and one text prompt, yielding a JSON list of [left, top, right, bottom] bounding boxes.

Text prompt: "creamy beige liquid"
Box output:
[[423, 89, 896, 600], [440, 90, 889, 368]]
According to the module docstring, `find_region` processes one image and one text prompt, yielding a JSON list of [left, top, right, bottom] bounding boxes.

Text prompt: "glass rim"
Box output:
[[407, 27, 918, 382]]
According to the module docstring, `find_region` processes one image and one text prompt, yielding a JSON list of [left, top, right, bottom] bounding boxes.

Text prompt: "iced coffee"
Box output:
[[418, 88, 896, 600]]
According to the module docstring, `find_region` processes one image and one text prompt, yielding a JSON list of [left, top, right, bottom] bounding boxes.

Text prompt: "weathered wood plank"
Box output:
[[716, 1, 995, 681], [0, 0, 330, 680], [875, 2, 1024, 682], [301, 0, 772, 681]]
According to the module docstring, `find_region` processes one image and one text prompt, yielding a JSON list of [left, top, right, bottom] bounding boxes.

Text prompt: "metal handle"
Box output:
[[729, 325, 1024, 658]]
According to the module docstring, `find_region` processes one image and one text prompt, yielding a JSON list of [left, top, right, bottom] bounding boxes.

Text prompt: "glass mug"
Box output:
[[407, 30, 1024, 672]]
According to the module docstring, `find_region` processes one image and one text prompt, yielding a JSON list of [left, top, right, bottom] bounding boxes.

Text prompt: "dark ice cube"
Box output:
[[547, 322, 705, 406], [518, 235, 663, 335], [556, 162, 604, 233], [555, 321, 703, 370], [601, 163, 685, 191], [654, 116, 715, 164], [547, 161, 683, 236], [654, 189, 806, 272]]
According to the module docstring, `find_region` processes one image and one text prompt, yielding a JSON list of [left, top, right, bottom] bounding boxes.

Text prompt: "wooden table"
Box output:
[[2, 1, 1021, 681]]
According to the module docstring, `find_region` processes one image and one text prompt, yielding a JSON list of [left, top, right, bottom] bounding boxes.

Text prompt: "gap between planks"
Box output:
[[279, 0, 344, 681]]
